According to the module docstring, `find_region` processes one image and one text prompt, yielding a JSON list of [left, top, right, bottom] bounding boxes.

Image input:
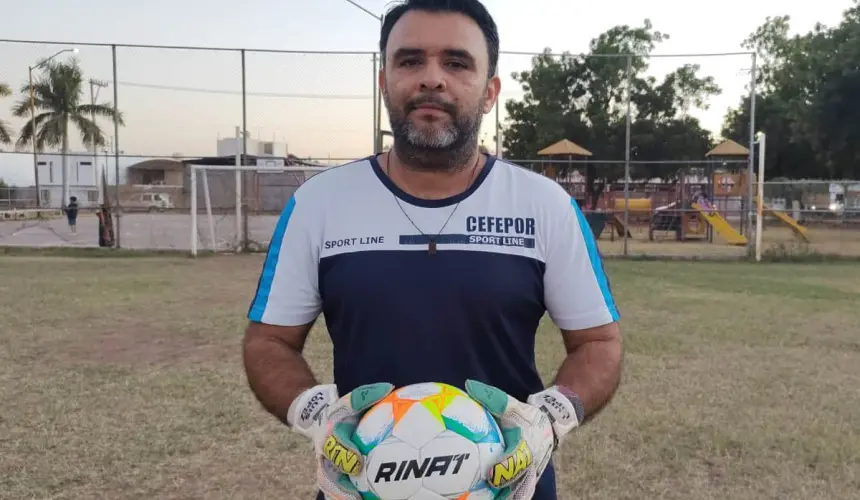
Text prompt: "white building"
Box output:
[[216, 136, 289, 158], [36, 153, 100, 208]]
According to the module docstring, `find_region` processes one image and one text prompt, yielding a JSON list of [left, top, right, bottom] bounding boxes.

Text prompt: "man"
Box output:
[[242, 1, 622, 499], [65, 196, 79, 233]]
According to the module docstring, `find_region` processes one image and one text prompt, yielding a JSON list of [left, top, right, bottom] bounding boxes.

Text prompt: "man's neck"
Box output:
[[383, 148, 484, 200]]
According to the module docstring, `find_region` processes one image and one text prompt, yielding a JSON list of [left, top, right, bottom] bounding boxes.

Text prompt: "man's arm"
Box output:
[[242, 321, 319, 425], [542, 195, 623, 424], [242, 193, 323, 424], [552, 322, 622, 422]]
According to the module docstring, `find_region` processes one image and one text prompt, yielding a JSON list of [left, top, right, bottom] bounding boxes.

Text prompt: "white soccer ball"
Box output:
[[350, 382, 506, 499]]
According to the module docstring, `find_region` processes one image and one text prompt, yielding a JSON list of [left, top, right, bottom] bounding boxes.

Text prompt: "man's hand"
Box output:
[[465, 380, 584, 499], [287, 382, 394, 499]]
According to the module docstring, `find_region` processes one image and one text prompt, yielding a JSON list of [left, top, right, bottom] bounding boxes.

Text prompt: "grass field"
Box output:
[[2, 255, 859, 500]]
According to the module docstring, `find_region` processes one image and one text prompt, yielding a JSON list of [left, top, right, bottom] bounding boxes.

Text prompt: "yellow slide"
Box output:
[[691, 203, 749, 246], [763, 205, 810, 242]]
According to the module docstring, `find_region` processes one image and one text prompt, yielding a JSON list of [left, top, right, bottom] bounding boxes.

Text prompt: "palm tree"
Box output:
[[0, 83, 12, 145], [12, 57, 124, 207]]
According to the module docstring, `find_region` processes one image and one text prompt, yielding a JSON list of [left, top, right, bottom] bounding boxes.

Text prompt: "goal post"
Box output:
[[189, 164, 330, 256]]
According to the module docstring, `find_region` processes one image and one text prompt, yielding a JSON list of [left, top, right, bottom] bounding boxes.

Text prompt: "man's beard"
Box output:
[[384, 92, 484, 172]]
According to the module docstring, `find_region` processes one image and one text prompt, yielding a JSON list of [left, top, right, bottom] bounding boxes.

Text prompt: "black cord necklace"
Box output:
[[386, 152, 482, 256]]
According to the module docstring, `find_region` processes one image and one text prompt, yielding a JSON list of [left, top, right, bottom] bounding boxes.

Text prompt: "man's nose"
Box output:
[[418, 61, 447, 92]]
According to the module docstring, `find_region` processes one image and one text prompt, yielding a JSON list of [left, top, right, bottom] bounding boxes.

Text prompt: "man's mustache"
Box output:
[[405, 95, 457, 115]]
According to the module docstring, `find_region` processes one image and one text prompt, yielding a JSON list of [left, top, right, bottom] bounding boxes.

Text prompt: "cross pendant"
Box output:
[[428, 239, 437, 256]]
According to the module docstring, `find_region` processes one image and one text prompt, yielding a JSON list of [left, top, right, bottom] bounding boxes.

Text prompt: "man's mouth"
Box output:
[[408, 98, 454, 116]]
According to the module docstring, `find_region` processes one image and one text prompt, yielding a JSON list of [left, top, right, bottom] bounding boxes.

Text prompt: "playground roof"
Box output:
[[706, 139, 750, 157], [538, 139, 593, 157], [127, 159, 185, 172]]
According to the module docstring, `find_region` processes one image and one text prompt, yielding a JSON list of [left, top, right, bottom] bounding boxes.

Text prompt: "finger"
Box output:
[[487, 434, 534, 489], [507, 468, 538, 500], [328, 383, 395, 424], [317, 459, 363, 500], [465, 380, 536, 424], [321, 421, 364, 476], [465, 379, 513, 418]]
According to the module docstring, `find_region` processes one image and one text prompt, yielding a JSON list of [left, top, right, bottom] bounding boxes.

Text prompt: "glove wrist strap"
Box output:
[[554, 384, 585, 423], [528, 385, 584, 450], [286, 384, 337, 431]]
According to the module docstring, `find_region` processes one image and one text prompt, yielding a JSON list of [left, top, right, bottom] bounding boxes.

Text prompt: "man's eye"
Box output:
[[447, 60, 468, 69], [400, 59, 420, 67]]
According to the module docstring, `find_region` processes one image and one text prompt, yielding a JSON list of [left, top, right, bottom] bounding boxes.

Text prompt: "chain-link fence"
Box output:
[[2, 38, 857, 258]]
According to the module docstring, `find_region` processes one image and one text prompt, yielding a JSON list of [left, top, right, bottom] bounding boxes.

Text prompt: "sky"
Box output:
[[0, 0, 854, 186]]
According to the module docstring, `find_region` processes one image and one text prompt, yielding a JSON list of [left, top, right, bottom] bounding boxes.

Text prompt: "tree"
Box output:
[[722, 3, 860, 179], [0, 83, 12, 145], [12, 57, 124, 206], [502, 20, 721, 207]]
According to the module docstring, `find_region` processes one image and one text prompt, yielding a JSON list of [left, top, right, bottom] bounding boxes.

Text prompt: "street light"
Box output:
[[29, 47, 78, 208], [343, 0, 381, 20]]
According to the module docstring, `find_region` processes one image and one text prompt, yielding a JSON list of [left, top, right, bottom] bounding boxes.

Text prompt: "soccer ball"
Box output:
[[350, 382, 506, 499]]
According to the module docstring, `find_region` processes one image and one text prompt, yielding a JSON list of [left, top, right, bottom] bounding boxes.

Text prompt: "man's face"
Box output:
[[380, 10, 500, 163]]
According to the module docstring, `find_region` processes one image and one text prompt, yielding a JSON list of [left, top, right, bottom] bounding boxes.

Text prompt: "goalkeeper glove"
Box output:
[[465, 380, 584, 500], [287, 383, 394, 500]]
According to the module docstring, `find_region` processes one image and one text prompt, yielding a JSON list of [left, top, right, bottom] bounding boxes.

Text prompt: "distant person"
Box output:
[[64, 196, 79, 233]]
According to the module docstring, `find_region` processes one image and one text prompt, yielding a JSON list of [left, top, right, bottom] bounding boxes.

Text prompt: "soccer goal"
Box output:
[[188, 163, 329, 256]]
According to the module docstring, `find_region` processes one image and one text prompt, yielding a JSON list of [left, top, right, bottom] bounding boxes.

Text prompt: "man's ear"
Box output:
[[483, 74, 501, 114]]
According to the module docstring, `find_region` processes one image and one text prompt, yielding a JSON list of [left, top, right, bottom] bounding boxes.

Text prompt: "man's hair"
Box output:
[[379, 0, 500, 78]]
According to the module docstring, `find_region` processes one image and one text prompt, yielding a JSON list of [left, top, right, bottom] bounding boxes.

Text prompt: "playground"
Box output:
[[532, 138, 860, 258], [1, 254, 857, 499]]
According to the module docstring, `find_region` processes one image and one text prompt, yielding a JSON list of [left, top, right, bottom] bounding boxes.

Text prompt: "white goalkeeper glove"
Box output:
[[465, 380, 584, 500], [287, 382, 394, 500]]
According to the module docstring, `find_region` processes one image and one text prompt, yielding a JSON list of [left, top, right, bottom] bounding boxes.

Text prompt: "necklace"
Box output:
[[385, 152, 481, 256]]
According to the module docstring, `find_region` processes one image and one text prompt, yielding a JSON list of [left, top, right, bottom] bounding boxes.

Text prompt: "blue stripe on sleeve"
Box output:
[[248, 195, 297, 322], [570, 198, 620, 321]]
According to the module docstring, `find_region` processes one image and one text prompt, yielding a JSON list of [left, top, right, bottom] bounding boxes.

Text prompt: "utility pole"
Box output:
[[89, 79, 109, 205]]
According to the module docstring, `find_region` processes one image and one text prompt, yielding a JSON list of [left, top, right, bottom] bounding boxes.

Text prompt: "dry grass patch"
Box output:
[[1, 255, 858, 499]]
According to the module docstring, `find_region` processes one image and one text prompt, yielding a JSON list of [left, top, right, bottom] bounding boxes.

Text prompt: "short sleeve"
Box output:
[[247, 194, 322, 326], [543, 197, 620, 330]]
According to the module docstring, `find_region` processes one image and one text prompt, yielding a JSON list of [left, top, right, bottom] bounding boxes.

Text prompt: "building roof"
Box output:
[[538, 139, 593, 157], [127, 159, 186, 172], [706, 139, 750, 157], [182, 154, 328, 168]]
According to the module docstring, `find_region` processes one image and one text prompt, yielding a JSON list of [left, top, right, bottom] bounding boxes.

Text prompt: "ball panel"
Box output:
[[460, 486, 497, 500], [440, 395, 495, 442], [418, 431, 480, 496], [354, 402, 395, 455], [391, 403, 446, 449], [476, 408, 503, 445], [406, 488, 448, 500], [366, 439, 422, 500], [395, 382, 442, 400]]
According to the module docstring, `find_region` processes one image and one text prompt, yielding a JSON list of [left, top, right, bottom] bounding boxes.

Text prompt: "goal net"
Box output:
[[188, 164, 330, 256]]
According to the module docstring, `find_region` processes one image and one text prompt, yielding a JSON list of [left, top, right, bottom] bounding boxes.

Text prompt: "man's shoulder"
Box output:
[[292, 157, 374, 203], [490, 158, 574, 209]]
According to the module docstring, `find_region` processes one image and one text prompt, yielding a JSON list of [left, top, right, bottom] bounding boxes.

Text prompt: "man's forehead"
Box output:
[[386, 10, 487, 59]]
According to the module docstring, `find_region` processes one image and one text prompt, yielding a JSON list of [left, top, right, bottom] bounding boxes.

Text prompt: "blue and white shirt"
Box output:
[[247, 154, 619, 499]]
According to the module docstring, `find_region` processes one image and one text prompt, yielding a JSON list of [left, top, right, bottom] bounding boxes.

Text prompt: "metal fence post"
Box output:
[[241, 48, 249, 250], [495, 57, 501, 157], [372, 53, 378, 153], [112, 44, 121, 249], [623, 54, 632, 257], [747, 52, 757, 246]]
